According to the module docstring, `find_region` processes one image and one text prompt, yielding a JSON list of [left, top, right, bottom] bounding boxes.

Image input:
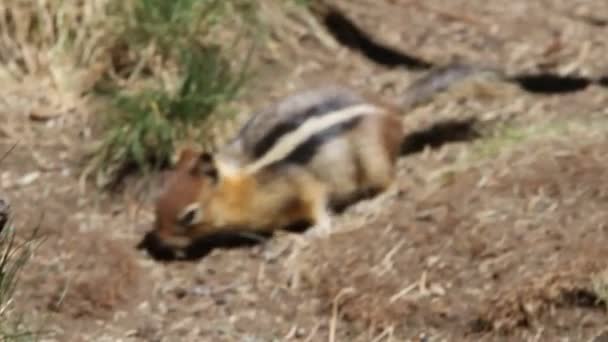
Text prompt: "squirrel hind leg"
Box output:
[[303, 182, 335, 239], [354, 115, 402, 193], [285, 166, 334, 238], [304, 199, 333, 239]]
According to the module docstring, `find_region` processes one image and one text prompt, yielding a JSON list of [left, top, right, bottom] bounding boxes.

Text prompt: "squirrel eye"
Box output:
[[176, 203, 202, 229]]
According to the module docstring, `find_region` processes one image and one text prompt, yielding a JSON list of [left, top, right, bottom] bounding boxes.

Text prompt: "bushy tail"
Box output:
[[400, 62, 504, 110]]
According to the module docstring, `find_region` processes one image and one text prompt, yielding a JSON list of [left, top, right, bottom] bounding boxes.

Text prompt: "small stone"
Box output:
[[16, 172, 40, 186], [29, 109, 61, 122]]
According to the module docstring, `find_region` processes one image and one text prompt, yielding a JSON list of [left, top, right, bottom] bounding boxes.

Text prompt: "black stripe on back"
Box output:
[[252, 96, 362, 158], [267, 116, 363, 168]]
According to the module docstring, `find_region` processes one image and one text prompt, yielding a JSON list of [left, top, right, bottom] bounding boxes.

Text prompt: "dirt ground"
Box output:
[[2, 0, 608, 341]]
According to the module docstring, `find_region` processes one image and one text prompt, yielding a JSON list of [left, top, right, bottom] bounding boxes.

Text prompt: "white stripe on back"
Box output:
[[244, 104, 380, 174]]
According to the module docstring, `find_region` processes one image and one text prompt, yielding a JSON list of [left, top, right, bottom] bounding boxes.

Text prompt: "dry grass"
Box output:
[[0, 1, 117, 115], [0, 0, 275, 188], [45, 231, 145, 319], [0, 0, 259, 99]]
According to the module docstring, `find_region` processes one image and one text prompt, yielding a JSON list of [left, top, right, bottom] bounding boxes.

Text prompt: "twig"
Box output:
[[380, 239, 406, 270], [329, 287, 355, 342], [389, 282, 417, 303], [303, 321, 321, 342], [371, 326, 394, 342], [283, 325, 298, 340], [0, 142, 17, 165]]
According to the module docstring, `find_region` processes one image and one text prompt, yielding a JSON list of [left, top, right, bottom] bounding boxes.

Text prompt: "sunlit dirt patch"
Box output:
[[472, 255, 607, 335], [301, 134, 608, 340], [44, 232, 147, 319]]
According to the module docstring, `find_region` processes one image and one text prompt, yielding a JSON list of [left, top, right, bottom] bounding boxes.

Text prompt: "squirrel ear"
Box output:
[[172, 145, 218, 180], [173, 145, 201, 169], [193, 152, 218, 180]]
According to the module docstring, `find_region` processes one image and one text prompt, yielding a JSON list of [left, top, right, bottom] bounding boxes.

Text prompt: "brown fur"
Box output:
[[151, 63, 491, 249], [153, 107, 402, 248]]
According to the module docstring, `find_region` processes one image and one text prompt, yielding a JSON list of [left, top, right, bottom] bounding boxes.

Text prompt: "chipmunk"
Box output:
[[151, 63, 501, 250]]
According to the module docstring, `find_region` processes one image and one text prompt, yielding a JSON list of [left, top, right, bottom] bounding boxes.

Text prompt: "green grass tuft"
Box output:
[[0, 195, 42, 341], [471, 120, 575, 160], [95, 45, 251, 181], [124, 0, 225, 56], [84, 0, 258, 187]]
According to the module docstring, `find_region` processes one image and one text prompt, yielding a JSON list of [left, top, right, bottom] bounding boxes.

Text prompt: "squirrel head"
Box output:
[[152, 146, 219, 249]]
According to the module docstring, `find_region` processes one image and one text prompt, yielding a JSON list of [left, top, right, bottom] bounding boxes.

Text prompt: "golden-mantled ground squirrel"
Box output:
[[151, 63, 500, 251]]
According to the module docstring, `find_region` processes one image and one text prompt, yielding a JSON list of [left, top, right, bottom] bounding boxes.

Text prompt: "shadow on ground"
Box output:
[[321, 6, 608, 94]]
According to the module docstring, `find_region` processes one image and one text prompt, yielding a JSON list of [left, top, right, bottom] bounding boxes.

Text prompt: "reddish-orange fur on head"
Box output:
[[153, 147, 213, 247], [153, 146, 265, 248]]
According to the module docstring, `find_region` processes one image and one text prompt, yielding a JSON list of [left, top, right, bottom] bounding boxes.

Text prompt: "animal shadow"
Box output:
[[137, 230, 273, 262], [322, 6, 432, 70], [401, 117, 481, 155]]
